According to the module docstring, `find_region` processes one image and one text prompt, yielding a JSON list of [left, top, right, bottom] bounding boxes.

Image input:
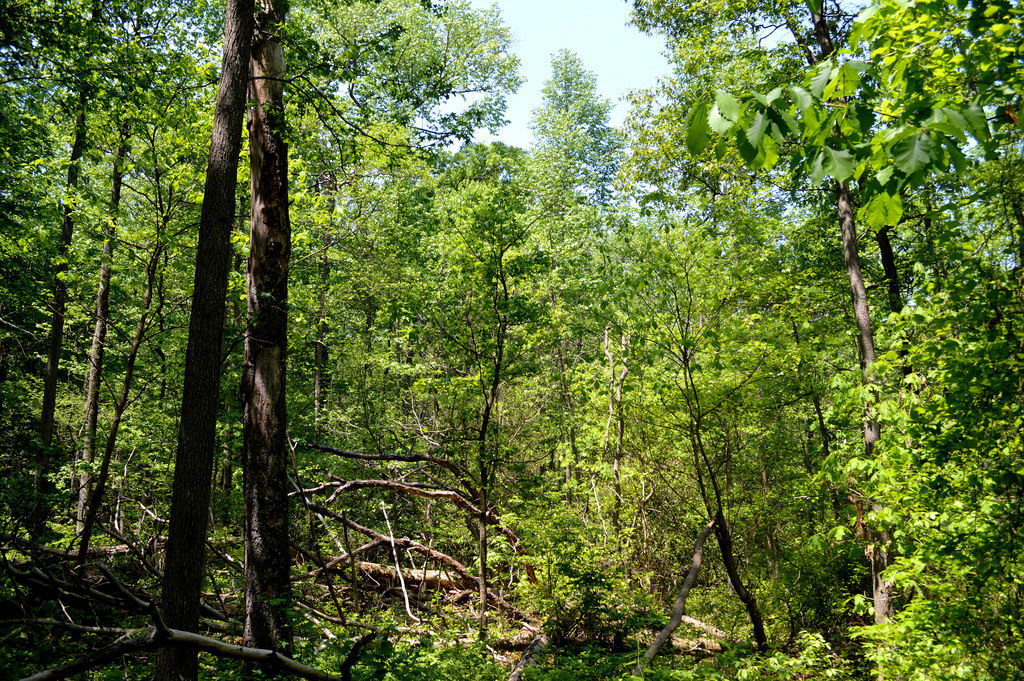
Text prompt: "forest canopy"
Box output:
[[1, 0, 1021, 679]]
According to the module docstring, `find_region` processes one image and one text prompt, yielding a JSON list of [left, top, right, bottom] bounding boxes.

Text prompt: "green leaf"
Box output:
[[963, 101, 989, 139], [875, 165, 894, 185], [714, 139, 729, 159], [822, 146, 855, 180], [714, 89, 740, 121], [807, 0, 823, 14], [810, 60, 834, 98], [823, 62, 862, 100], [708, 104, 735, 134], [746, 111, 768, 147], [686, 102, 711, 155], [810, 149, 825, 184], [944, 137, 969, 173], [736, 127, 758, 163], [892, 132, 936, 174], [859, 191, 904, 229], [790, 86, 813, 113]]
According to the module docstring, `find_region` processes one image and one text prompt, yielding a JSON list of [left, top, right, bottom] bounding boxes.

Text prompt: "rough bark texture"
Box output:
[[713, 508, 767, 650], [154, 1, 254, 679], [78, 132, 129, 530], [508, 633, 550, 681], [241, 0, 293, 657], [805, 0, 892, 624]]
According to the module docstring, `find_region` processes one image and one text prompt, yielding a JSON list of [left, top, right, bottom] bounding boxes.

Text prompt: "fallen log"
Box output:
[[355, 560, 467, 590], [508, 632, 549, 681], [308, 503, 533, 623]]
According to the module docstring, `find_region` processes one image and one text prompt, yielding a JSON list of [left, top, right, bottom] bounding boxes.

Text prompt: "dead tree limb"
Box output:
[[17, 625, 373, 681], [634, 518, 716, 676], [308, 503, 532, 623], [292, 478, 526, 555], [679, 615, 731, 641], [308, 443, 479, 499]]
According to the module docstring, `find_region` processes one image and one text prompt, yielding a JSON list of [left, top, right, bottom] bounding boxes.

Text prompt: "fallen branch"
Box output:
[[635, 518, 716, 676], [309, 503, 532, 623], [308, 443, 478, 499], [18, 625, 377, 681]]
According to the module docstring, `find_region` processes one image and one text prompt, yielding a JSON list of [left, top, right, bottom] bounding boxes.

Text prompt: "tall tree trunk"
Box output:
[[154, 1, 253, 679], [313, 195, 332, 440], [603, 327, 628, 554], [713, 507, 768, 649], [876, 226, 903, 315], [77, 129, 129, 531], [241, 0, 293, 657], [799, 4, 893, 625], [837, 182, 892, 623]]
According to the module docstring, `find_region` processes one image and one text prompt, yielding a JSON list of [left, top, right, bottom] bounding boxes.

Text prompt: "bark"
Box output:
[[713, 508, 767, 650], [603, 327, 629, 545], [309, 504, 531, 621], [313, 193, 333, 439], [154, 0, 253, 679], [805, 3, 892, 624], [875, 226, 904, 315], [77, 130, 129, 530], [508, 633, 550, 681], [635, 519, 715, 675], [241, 0, 293, 657]]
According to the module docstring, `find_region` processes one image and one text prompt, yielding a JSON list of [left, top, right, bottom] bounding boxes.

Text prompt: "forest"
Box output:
[[0, 0, 1021, 679]]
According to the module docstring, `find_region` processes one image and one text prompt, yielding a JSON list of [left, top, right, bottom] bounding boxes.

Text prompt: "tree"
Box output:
[[155, 0, 253, 679], [241, 0, 293, 656], [530, 50, 622, 204]]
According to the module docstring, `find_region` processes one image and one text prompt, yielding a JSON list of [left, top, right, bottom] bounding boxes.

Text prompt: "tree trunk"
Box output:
[[837, 182, 891, 622], [77, 129, 129, 531], [634, 518, 715, 675], [313, 198, 331, 439], [876, 226, 903, 315], [78, 240, 162, 561], [801, 4, 892, 625], [713, 508, 767, 649], [241, 0, 293, 657], [154, 0, 253, 679]]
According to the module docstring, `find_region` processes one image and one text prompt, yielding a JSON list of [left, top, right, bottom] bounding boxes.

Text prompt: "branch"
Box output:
[[307, 443, 478, 498], [308, 503, 533, 622], [634, 519, 717, 676], [18, 625, 377, 681]]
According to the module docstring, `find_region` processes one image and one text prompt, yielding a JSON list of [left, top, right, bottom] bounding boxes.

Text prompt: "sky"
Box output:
[[467, 0, 671, 148]]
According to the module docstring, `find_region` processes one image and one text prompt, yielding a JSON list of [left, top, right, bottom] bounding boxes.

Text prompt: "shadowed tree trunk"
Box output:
[[241, 0, 293, 657], [154, 1, 254, 679]]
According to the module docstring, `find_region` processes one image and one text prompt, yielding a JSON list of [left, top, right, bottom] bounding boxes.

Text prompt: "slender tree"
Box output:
[[154, 0, 253, 678], [77, 126, 129, 531]]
